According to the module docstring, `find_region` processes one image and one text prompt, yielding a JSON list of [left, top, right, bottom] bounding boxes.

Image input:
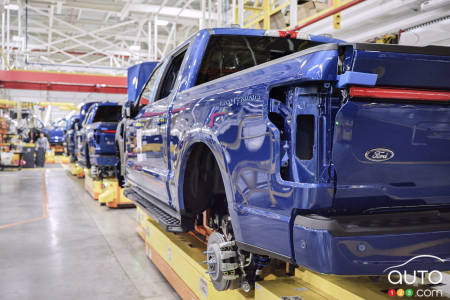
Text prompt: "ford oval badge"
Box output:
[[365, 148, 394, 162]]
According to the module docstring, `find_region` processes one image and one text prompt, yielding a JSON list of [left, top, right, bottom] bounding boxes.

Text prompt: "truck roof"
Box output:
[[204, 27, 343, 44], [95, 102, 121, 106]]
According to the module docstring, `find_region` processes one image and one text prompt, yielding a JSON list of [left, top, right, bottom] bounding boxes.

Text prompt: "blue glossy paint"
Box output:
[[44, 127, 64, 144], [332, 100, 450, 213], [78, 101, 99, 124], [127, 62, 159, 104], [43, 118, 67, 148], [77, 102, 121, 168], [63, 114, 80, 157], [74, 101, 99, 161], [344, 45, 450, 89], [337, 71, 377, 88], [124, 28, 450, 275], [293, 223, 450, 275], [169, 47, 339, 257]]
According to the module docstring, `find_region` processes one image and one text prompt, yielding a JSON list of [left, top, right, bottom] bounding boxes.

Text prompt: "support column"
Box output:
[[200, 0, 206, 29], [148, 20, 152, 60], [17, 101, 22, 122], [232, 0, 237, 25], [18, 4, 23, 50], [1, 10, 5, 70], [217, 0, 222, 27], [333, 0, 342, 29], [6, 7, 10, 65], [154, 16, 158, 60], [290, 0, 297, 29], [173, 22, 176, 48], [238, 0, 244, 27], [263, 0, 270, 30], [208, 0, 212, 27]]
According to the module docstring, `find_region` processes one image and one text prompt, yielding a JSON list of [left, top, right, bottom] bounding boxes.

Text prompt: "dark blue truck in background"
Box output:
[[63, 114, 80, 161], [76, 102, 122, 179], [116, 28, 450, 292], [74, 101, 98, 162], [43, 118, 67, 154]]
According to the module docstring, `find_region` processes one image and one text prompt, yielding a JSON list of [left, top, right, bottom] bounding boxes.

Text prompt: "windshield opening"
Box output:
[[92, 106, 122, 123], [195, 35, 323, 85]]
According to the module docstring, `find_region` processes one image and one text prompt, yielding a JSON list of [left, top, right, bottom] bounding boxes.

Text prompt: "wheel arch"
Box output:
[[175, 136, 235, 218]]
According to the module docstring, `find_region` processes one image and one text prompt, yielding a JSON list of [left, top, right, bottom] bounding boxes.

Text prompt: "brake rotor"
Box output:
[[206, 232, 231, 291]]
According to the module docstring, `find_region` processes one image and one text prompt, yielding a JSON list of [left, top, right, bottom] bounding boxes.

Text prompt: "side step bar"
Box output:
[[124, 188, 185, 233]]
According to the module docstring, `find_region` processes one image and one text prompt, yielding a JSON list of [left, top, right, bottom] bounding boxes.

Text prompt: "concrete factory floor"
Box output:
[[0, 167, 179, 300]]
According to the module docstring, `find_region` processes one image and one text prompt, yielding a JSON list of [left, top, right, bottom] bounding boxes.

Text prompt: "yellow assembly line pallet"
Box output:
[[135, 207, 449, 300], [45, 151, 57, 164], [56, 155, 70, 164], [98, 178, 135, 208], [84, 169, 103, 200], [69, 163, 84, 177], [83, 169, 134, 208]]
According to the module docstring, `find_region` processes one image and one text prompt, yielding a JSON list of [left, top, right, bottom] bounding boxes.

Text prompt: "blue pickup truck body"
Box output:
[[121, 28, 450, 279], [45, 126, 64, 144], [74, 102, 99, 161], [76, 102, 122, 178], [43, 118, 67, 154], [115, 62, 159, 185], [63, 114, 80, 159]]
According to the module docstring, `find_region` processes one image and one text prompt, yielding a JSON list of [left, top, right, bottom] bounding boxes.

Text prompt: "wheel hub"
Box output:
[[205, 232, 239, 291], [206, 243, 221, 281]]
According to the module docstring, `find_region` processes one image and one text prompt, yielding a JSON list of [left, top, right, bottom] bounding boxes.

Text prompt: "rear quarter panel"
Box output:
[[169, 45, 339, 258]]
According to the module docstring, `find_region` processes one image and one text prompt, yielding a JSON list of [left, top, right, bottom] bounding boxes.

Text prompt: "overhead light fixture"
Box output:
[[4, 4, 19, 10], [12, 35, 24, 42], [130, 45, 141, 51], [420, 0, 449, 11], [156, 20, 169, 26]]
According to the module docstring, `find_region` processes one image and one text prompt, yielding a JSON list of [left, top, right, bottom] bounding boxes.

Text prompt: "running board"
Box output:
[[124, 188, 186, 233]]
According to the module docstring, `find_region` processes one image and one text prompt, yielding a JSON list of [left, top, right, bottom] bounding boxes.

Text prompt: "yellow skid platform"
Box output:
[[84, 169, 103, 200], [136, 208, 448, 300], [136, 206, 147, 240], [45, 151, 56, 164], [98, 179, 135, 208], [56, 155, 70, 164], [70, 163, 84, 177]]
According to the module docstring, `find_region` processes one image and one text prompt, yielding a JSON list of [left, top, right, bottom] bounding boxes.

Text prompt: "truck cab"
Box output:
[[74, 101, 99, 161], [115, 61, 158, 186], [76, 102, 122, 178], [119, 28, 450, 291], [63, 114, 80, 161]]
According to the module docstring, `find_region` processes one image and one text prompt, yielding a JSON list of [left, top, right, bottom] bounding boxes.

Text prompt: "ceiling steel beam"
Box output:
[[0, 70, 127, 94], [1, 81, 127, 94]]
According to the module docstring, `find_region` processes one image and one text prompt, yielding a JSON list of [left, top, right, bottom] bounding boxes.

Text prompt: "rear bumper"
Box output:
[[91, 154, 118, 167], [293, 210, 450, 275]]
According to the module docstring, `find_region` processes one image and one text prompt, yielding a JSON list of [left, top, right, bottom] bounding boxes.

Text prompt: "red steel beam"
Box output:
[[1, 81, 126, 94], [0, 70, 127, 94], [292, 0, 366, 31]]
